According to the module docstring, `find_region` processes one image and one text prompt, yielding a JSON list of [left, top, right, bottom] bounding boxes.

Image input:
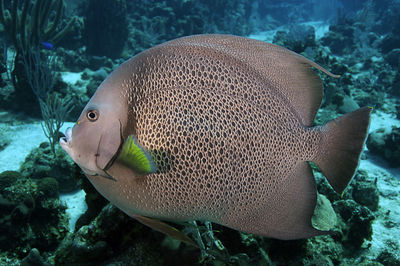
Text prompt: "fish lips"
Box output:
[[59, 127, 72, 149]]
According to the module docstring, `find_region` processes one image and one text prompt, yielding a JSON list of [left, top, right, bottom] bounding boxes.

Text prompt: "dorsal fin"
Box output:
[[161, 34, 339, 126]]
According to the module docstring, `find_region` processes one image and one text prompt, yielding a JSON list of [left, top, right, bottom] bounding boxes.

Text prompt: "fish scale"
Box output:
[[128, 42, 299, 130], [104, 81, 322, 239]]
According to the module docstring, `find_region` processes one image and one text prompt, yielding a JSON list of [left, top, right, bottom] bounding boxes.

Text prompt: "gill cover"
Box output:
[[95, 119, 123, 172]]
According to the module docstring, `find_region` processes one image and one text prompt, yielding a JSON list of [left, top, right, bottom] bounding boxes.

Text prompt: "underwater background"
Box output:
[[0, 0, 399, 265]]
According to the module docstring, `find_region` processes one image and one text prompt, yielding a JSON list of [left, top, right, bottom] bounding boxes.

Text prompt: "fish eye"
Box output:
[[86, 109, 99, 122]]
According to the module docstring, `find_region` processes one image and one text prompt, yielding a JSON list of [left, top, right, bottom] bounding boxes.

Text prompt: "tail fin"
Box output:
[[315, 107, 372, 194]]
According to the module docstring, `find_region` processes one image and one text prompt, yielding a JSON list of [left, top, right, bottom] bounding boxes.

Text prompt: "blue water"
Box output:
[[0, 0, 399, 264]]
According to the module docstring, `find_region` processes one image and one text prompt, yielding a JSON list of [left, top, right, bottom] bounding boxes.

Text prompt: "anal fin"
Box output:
[[263, 162, 329, 240], [130, 214, 199, 248]]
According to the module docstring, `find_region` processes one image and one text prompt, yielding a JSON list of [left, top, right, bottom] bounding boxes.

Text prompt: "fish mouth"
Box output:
[[59, 127, 72, 147]]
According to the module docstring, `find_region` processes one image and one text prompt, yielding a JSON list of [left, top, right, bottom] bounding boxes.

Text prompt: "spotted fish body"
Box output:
[[61, 34, 371, 240]]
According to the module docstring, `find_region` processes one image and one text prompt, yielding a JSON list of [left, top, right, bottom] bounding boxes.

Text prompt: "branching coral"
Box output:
[[0, 1, 74, 153], [0, 0, 76, 117], [40, 93, 72, 156], [0, 0, 75, 51]]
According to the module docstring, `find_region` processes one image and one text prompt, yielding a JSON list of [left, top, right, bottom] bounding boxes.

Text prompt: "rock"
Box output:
[[339, 96, 360, 113], [37, 177, 60, 199], [367, 127, 400, 167], [57, 47, 89, 72], [273, 24, 316, 53], [351, 171, 379, 211], [55, 204, 163, 264], [0, 174, 68, 253], [20, 248, 47, 266], [331, 93, 344, 107], [85, 67, 110, 96], [0, 126, 10, 152], [384, 48, 400, 67], [88, 56, 114, 71], [333, 200, 374, 248], [379, 34, 400, 54], [303, 235, 343, 266], [92, 68, 109, 81], [321, 24, 355, 55], [56, 230, 111, 264], [86, 78, 102, 97], [392, 72, 400, 97], [377, 250, 400, 265]]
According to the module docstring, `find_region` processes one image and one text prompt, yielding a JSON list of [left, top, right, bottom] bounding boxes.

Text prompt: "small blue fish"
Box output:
[[41, 41, 53, 50]]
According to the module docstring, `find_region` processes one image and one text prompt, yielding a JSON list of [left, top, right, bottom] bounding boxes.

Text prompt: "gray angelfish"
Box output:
[[60, 34, 371, 244]]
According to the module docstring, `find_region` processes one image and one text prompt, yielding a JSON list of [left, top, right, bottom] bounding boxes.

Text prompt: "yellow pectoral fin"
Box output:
[[118, 135, 157, 174], [131, 214, 199, 248]]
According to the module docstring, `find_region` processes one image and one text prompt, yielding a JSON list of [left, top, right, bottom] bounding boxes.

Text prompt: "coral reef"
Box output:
[[273, 24, 316, 53], [321, 22, 356, 55], [333, 199, 374, 249], [0, 170, 68, 261], [54, 204, 167, 265], [125, 0, 253, 55], [19, 142, 80, 193]]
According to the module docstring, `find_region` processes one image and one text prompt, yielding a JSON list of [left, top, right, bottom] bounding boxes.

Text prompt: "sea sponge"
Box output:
[[0, 170, 22, 190], [367, 126, 400, 167], [37, 177, 59, 198]]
